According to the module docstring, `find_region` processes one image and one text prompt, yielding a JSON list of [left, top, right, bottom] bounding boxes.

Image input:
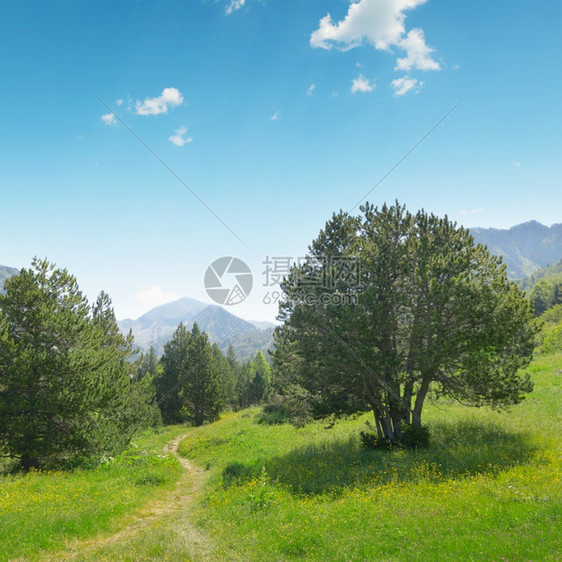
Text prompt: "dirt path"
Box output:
[[44, 435, 212, 561], [163, 434, 194, 469]]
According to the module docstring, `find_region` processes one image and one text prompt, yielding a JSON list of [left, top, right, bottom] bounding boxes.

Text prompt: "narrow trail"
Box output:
[[44, 435, 213, 561]]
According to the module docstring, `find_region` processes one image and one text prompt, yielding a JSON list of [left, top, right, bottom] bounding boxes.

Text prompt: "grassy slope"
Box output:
[[0, 425, 189, 561], [0, 355, 560, 561], [177, 354, 562, 561]]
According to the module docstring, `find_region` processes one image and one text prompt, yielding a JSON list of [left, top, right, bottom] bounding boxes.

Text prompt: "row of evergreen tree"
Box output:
[[1, 203, 548, 469], [0, 258, 271, 470], [137, 325, 271, 426]]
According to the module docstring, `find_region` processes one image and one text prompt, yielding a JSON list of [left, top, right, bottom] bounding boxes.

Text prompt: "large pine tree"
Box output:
[[0, 259, 148, 469], [273, 203, 537, 439]]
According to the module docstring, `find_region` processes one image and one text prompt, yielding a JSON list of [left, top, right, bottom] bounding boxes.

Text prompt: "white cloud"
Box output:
[[226, 0, 245, 15], [395, 28, 440, 71], [136, 285, 179, 307], [452, 64, 460, 70], [513, 161, 521, 167], [307, 84, 317, 96], [391, 75, 423, 96], [459, 207, 486, 216], [310, 0, 440, 72], [169, 126, 192, 147], [116, 99, 123, 106], [135, 87, 184, 116], [351, 74, 375, 93], [269, 111, 279, 121], [101, 113, 117, 126]]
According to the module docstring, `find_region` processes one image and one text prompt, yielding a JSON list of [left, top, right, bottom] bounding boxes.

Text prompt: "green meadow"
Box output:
[[1, 353, 561, 560], [175, 353, 561, 560]]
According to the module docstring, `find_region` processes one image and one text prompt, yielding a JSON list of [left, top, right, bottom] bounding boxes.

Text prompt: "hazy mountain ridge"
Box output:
[[517, 259, 562, 291], [217, 327, 275, 364], [470, 221, 562, 279], [118, 297, 274, 360], [9, 217, 560, 358]]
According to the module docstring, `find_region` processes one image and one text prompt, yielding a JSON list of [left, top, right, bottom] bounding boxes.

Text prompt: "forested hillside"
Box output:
[[518, 260, 562, 316], [470, 221, 562, 278], [217, 327, 274, 363], [518, 259, 562, 290]]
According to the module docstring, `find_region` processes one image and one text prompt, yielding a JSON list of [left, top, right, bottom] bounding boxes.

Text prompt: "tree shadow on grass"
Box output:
[[222, 420, 541, 496]]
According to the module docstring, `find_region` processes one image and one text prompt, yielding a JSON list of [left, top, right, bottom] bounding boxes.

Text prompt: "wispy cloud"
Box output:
[[169, 126, 192, 147], [351, 74, 375, 93], [136, 285, 179, 308], [513, 161, 521, 167], [307, 84, 317, 96], [269, 111, 279, 121], [391, 75, 423, 96], [101, 113, 117, 126], [116, 99, 123, 106], [136, 87, 184, 116], [226, 0, 245, 15], [459, 207, 486, 216]]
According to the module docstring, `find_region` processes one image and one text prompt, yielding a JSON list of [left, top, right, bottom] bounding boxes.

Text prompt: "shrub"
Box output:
[[359, 431, 397, 451], [359, 422, 431, 451], [256, 403, 287, 425], [135, 471, 167, 486], [222, 462, 255, 486], [256, 393, 311, 428], [400, 423, 431, 449], [538, 324, 562, 355]]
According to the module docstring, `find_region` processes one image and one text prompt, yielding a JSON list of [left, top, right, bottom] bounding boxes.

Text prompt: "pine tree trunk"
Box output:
[[402, 379, 413, 424], [412, 376, 431, 426], [373, 410, 383, 439], [382, 411, 394, 439], [389, 381, 403, 437]]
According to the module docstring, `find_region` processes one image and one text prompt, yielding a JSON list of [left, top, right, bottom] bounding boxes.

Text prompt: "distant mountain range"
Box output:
[[118, 297, 276, 363], [1, 263, 275, 362], [470, 221, 562, 279], [2, 218, 561, 357]]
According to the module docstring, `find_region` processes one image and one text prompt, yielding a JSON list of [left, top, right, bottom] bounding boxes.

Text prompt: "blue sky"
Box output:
[[1, 0, 561, 322]]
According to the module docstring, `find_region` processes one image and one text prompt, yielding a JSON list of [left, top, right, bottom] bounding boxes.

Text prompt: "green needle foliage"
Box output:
[[157, 322, 223, 426], [273, 202, 538, 440], [0, 258, 151, 470], [248, 351, 272, 405]]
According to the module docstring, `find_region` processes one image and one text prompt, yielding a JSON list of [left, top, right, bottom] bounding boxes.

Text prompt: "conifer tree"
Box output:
[[157, 322, 223, 425], [0, 259, 146, 469], [273, 203, 537, 439]]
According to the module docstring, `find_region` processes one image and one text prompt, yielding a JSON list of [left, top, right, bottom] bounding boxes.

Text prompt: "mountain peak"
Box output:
[[117, 298, 270, 359]]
